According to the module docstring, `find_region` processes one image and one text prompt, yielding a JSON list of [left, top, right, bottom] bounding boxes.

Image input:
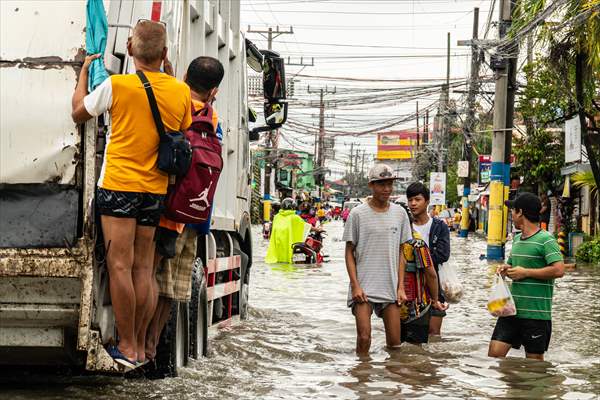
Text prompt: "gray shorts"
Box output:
[[351, 301, 395, 318]]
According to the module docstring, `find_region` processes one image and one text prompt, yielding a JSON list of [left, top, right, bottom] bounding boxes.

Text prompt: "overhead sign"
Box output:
[[565, 116, 582, 163], [376, 131, 418, 160], [457, 161, 469, 178], [429, 172, 446, 206]]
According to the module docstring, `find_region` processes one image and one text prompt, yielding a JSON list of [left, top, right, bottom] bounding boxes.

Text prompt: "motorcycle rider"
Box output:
[[266, 198, 323, 264]]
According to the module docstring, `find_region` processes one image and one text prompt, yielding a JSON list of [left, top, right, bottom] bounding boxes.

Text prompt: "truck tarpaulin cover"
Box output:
[[0, 184, 78, 248]]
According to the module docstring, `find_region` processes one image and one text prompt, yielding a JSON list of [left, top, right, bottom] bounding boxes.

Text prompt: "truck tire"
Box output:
[[189, 258, 208, 358], [152, 301, 189, 378]]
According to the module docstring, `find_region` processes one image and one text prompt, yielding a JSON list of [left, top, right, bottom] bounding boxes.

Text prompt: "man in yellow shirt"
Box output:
[[145, 56, 224, 363], [71, 20, 192, 368]]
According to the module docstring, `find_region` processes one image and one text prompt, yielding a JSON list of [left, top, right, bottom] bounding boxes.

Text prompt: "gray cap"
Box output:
[[368, 163, 398, 182]]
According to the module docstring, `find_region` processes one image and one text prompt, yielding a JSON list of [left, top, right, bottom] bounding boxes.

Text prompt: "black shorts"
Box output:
[[96, 188, 164, 227], [155, 226, 180, 259], [491, 316, 552, 354]]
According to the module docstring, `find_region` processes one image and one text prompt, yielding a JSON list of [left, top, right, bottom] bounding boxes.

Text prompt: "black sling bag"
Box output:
[[137, 71, 191, 176]]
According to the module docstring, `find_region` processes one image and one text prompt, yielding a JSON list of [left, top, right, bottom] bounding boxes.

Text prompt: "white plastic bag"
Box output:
[[487, 274, 517, 317], [438, 262, 463, 303]]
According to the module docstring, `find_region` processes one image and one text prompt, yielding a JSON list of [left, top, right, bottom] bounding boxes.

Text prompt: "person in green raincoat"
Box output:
[[266, 198, 323, 263]]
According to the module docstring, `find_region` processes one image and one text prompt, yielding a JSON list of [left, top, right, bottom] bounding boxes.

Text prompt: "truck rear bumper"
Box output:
[[0, 247, 124, 372]]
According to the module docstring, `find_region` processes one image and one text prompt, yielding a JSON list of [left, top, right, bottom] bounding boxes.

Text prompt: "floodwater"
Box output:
[[2, 220, 599, 400]]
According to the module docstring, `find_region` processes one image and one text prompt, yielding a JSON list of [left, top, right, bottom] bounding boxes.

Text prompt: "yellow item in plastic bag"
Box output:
[[487, 274, 517, 317]]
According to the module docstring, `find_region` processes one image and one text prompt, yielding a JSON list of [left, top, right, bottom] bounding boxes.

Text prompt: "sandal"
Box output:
[[106, 345, 137, 369], [137, 359, 150, 367]]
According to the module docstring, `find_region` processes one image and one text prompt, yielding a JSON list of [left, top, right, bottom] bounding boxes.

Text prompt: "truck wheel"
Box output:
[[152, 301, 189, 378], [189, 258, 208, 358]]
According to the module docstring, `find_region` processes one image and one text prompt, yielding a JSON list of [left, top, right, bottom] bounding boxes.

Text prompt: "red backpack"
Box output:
[[163, 103, 223, 223]]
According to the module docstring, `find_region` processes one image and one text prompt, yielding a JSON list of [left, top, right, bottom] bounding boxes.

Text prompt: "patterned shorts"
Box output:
[[156, 226, 198, 302], [155, 226, 180, 259], [96, 188, 164, 227]]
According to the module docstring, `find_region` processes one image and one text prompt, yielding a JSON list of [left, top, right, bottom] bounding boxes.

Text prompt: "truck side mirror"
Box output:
[[264, 101, 288, 128], [261, 52, 288, 127], [262, 55, 286, 101]]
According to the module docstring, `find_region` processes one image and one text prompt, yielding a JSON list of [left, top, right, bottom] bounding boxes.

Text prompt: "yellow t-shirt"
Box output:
[[191, 99, 219, 130], [85, 72, 192, 194]]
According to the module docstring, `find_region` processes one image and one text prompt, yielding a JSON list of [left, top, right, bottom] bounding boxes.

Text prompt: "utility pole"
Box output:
[[349, 143, 354, 196], [424, 109, 429, 144], [457, 8, 481, 238], [361, 150, 366, 178], [446, 32, 451, 87], [503, 1, 519, 244], [487, 0, 514, 260], [435, 33, 452, 174], [247, 25, 294, 222], [247, 25, 294, 51], [286, 56, 315, 67], [416, 101, 420, 148], [444, 32, 452, 174], [307, 85, 336, 199]]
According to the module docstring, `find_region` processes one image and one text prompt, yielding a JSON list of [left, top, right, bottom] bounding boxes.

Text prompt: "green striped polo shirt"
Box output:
[[507, 230, 563, 320]]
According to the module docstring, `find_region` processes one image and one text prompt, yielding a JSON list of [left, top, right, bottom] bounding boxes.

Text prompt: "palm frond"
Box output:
[[571, 171, 598, 194]]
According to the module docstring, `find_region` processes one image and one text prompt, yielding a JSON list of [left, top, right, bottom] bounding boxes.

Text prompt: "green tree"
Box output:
[[513, 128, 565, 191], [513, 0, 600, 187]]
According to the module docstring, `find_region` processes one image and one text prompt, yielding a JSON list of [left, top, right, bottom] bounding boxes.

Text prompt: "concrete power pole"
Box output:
[[307, 86, 336, 199], [457, 8, 482, 238], [502, 3, 519, 243], [247, 25, 293, 221], [435, 33, 452, 174], [487, 0, 515, 260]]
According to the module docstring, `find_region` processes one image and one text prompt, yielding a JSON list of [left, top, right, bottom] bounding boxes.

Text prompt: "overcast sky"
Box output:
[[241, 0, 499, 177]]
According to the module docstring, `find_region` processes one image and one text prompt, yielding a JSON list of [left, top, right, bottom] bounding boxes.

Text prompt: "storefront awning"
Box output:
[[561, 163, 591, 176]]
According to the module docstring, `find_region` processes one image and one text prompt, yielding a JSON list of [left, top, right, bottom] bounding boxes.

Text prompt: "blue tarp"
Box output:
[[86, 0, 109, 91]]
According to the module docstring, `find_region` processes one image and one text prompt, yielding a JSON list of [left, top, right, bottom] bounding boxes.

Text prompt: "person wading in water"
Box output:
[[343, 163, 412, 355]]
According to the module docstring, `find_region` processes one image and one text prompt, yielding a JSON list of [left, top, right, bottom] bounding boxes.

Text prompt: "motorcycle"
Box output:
[[263, 221, 272, 239], [292, 231, 327, 264]]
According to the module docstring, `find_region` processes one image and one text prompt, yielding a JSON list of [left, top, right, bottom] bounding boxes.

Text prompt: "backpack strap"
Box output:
[[192, 101, 214, 120], [190, 101, 215, 130], [136, 71, 165, 138]]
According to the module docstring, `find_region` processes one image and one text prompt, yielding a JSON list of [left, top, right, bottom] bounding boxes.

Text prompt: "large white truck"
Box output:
[[0, 0, 287, 376]]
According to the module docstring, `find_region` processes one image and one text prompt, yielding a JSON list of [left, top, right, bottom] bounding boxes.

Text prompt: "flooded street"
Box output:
[[3, 220, 599, 399]]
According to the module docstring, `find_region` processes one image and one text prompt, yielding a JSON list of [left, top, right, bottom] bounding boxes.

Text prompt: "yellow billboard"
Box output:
[[376, 131, 418, 160]]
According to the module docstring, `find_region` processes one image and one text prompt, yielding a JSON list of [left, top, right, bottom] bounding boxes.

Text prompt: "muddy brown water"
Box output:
[[2, 220, 599, 399]]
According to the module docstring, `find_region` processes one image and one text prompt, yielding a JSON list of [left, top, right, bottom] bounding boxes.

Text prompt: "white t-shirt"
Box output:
[[83, 77, 113, 116], [342, 203, 412, 305], [412, 217, 433, 247]]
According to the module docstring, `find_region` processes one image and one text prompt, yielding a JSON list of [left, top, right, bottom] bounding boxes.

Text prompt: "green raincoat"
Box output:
[[265, 210, 309, 264]]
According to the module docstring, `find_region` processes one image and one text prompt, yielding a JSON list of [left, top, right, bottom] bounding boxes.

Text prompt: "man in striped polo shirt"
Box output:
[[489, 192, 565, 361]]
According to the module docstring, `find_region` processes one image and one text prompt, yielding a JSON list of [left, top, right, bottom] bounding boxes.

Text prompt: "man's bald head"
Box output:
[[129, 20, 167, 64]]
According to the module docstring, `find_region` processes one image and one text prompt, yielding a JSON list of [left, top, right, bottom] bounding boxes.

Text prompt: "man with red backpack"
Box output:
[[145, 57, 224, 363]]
